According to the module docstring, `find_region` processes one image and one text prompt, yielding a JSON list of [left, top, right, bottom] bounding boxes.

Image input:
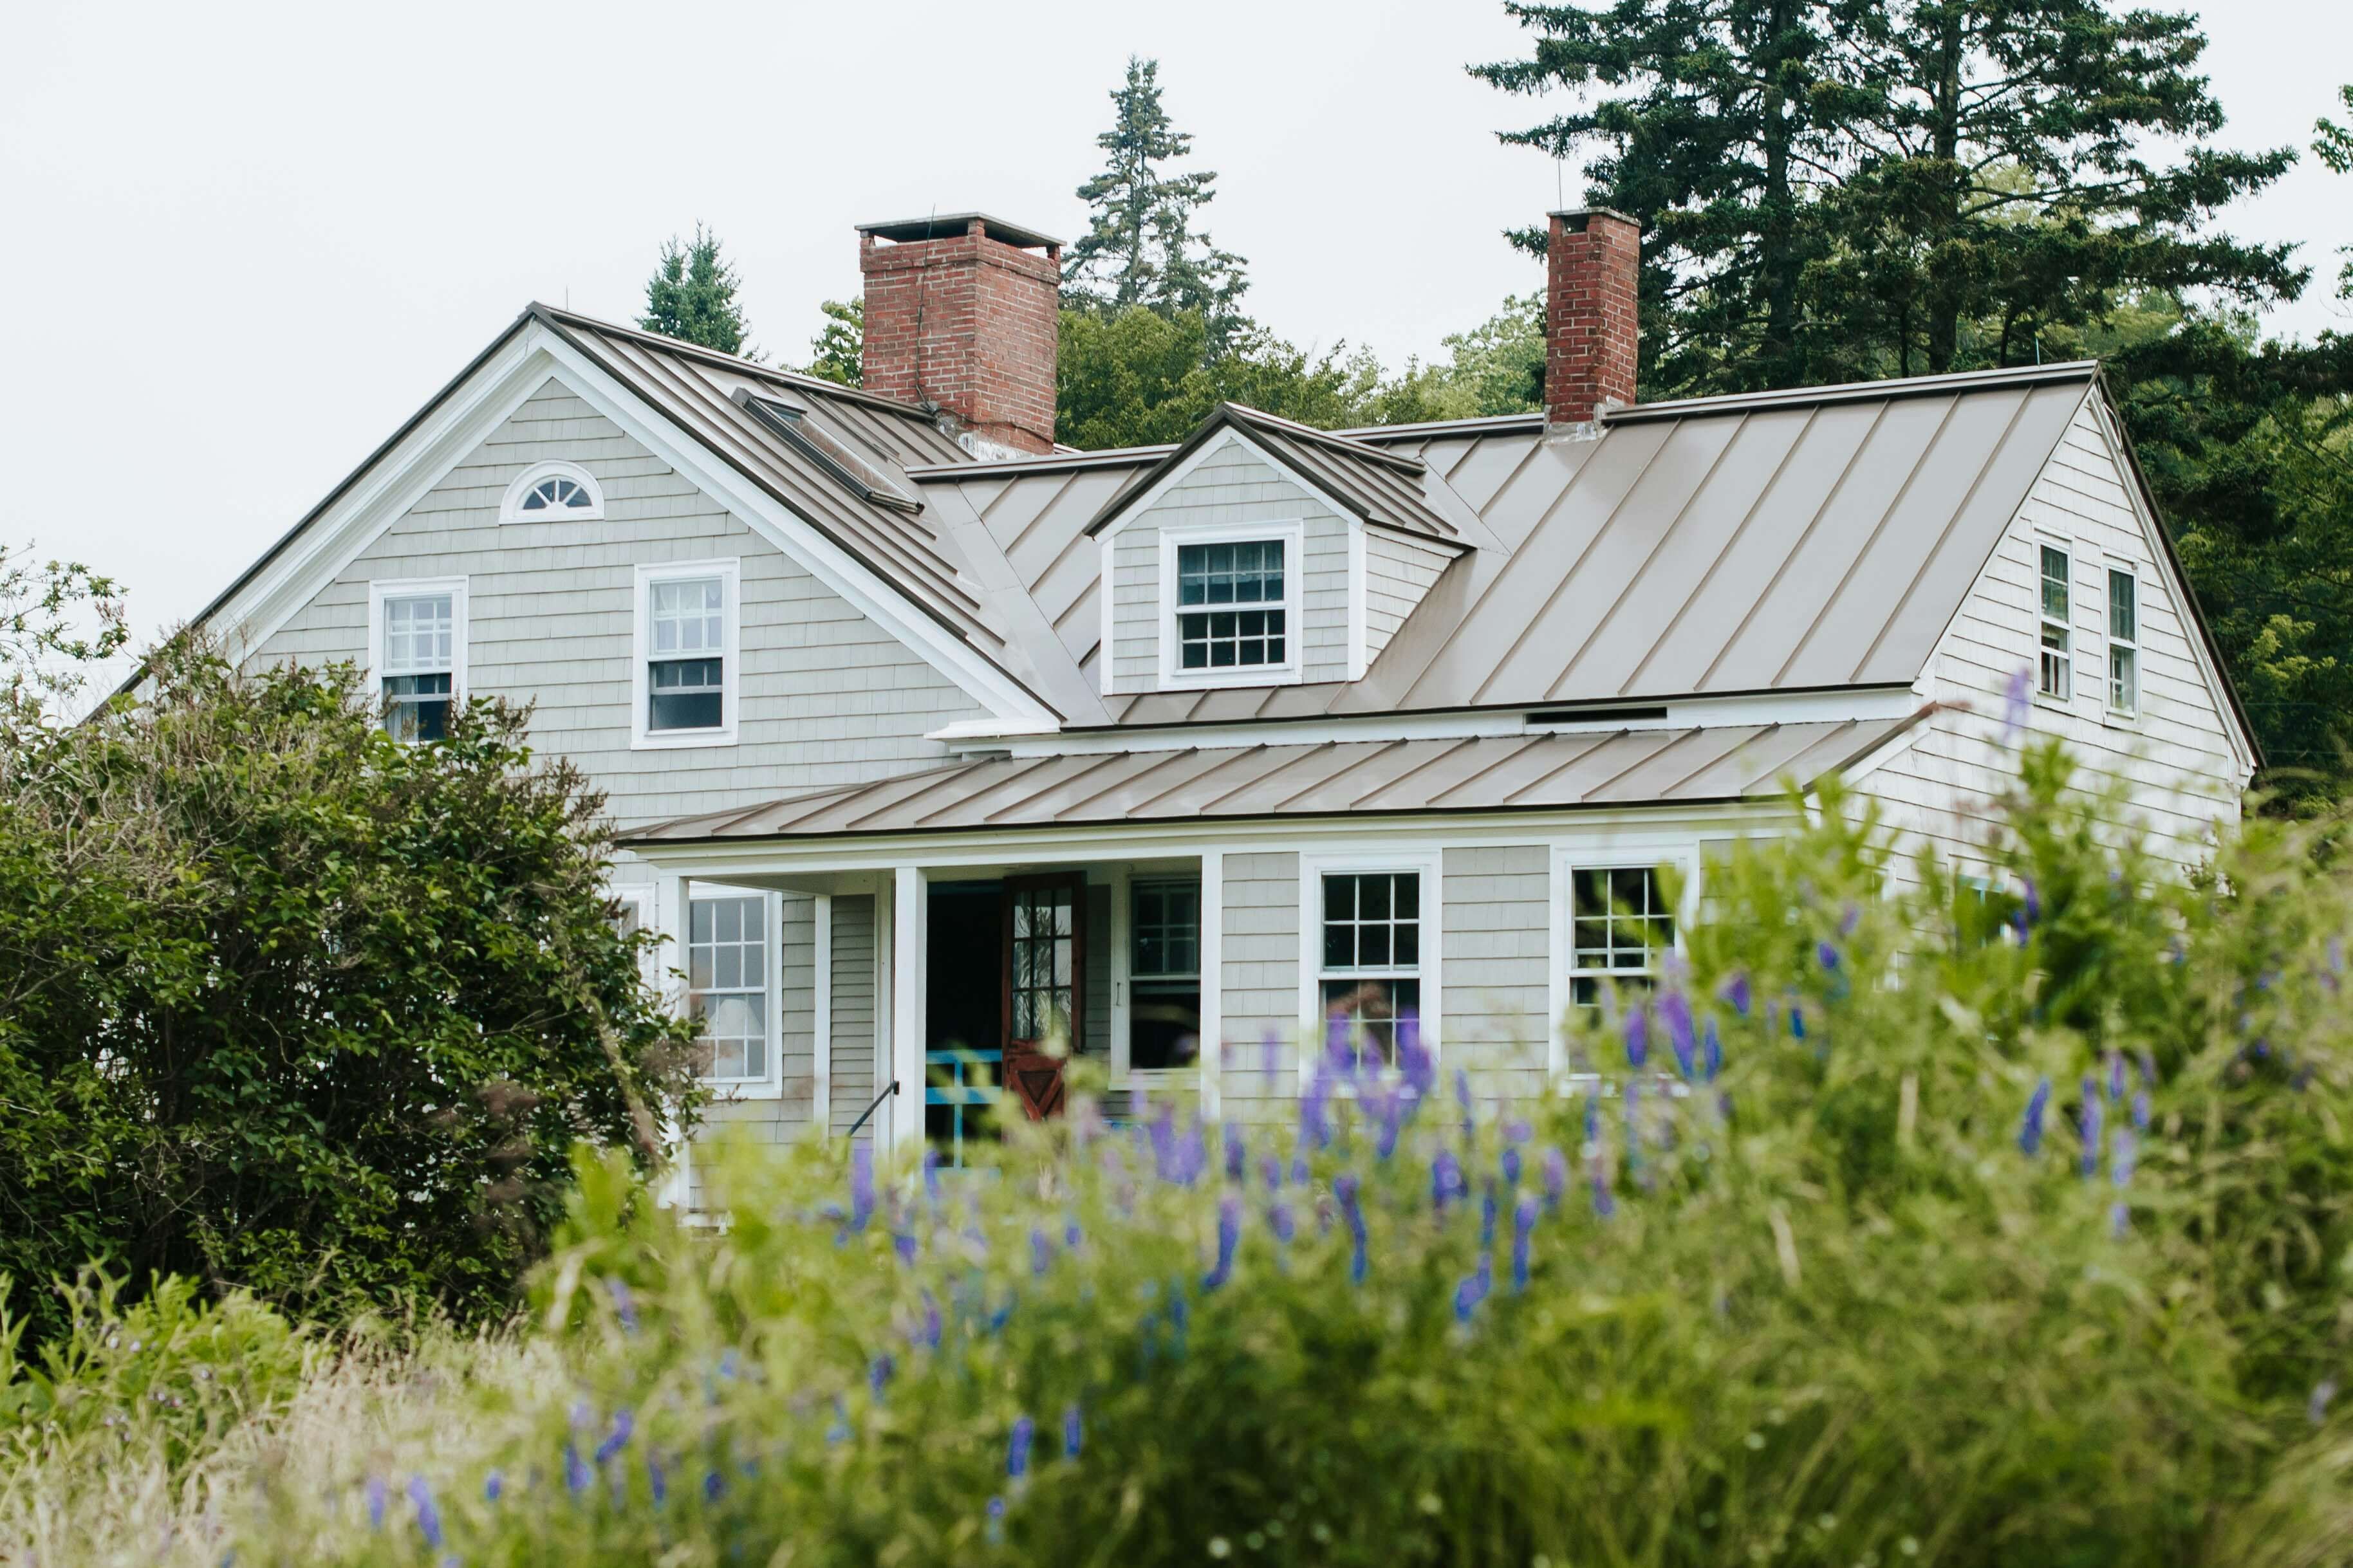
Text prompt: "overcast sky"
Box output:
[[6, 0, 2349, 648]]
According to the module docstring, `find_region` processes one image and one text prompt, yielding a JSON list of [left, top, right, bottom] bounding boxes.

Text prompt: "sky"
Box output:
[[5, 0, 2350, 650]]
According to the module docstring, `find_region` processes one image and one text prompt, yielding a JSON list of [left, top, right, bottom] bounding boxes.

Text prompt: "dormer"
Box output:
[[1085, 405, 1469, 696]]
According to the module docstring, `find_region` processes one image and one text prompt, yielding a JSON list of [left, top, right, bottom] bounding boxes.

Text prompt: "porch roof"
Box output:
[[622, 714, 1926, 845]]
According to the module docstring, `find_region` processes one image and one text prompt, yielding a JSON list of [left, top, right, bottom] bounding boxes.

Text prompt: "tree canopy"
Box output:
[[640, 225, 757, 358]]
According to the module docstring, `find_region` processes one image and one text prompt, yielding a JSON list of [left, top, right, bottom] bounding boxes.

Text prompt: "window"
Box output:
[[2038, 544, 2072, 701], [633, 560, 739, 747], [1567, 865, 1675, 1017], [1319, 871, 1422, 1068], [1129, 879, 1201, 1072], [500, 461, 604, 522], [2107, 566, 2139, 717], [688, 894, 768, 1082], [367, 577, 467, 742], [1176, 540, 1287, 671]]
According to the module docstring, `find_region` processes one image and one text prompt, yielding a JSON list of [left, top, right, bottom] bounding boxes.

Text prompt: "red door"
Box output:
[[1001, 873, 1084, 1120]]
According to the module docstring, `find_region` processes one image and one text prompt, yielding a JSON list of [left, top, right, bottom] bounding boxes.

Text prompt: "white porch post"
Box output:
[[1198, 849, 1224, 1121], [654, 869, 693, 1209], [812, 892, 833, 1142], [889, 865, 927, 1161]]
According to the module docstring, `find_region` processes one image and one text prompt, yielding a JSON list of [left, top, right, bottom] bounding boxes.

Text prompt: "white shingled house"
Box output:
[[189, 208, 2256, 1189]]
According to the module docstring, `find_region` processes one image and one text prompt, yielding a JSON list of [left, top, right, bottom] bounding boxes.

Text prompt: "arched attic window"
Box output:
[[500, 460, 605, 522]]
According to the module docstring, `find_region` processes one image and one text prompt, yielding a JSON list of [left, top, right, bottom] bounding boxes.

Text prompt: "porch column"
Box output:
[[654, 869, 692, 1209], [1199, 850, 1224, 1120], [888, 865, 928, 1160], [812, 893, 833, 1142]]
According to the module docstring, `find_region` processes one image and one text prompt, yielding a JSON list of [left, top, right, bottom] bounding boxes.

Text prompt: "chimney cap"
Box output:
[[855, 212, 1063, 251], [1547, 206, 1642, 232]]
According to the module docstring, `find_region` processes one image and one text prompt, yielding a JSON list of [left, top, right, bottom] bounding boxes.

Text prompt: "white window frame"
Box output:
[[1547, 846, 1697, 1081], [2105, 561, 2140, 722], [609, 885, 656, 988], [1158, 519, 1306, 691], [684, 883, 784, 1098], [499, 459, 606, 522], [632, 558, 741, 750], [2036, 539, 2074, 706], [366, 576, 469, 739], [1297, 847, 1444, 1085]]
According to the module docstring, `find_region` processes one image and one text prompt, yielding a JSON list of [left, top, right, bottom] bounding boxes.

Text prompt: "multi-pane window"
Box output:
[[1320, 871, 1420, 1067], [648, 576, 725, 732], [1568, 866, 1675, 1015], [519, 474, 594, 512], [1007, 881, 1078, 1045], [379, 592, 454, 741], [688, 894, 767, 1081], [1130, 879, 1202, 1071], [1175, 540, 1287, 671], [2107, 567, 2139, 717], [2038, 544, 2072, 701]]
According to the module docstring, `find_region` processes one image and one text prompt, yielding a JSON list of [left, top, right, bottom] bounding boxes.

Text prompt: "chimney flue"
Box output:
[[856, 212, 1062, 456], [1545, 207, 1639, 426]]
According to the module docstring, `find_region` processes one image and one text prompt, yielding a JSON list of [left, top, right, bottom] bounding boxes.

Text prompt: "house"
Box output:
[[189, 207, 2258, 1190]]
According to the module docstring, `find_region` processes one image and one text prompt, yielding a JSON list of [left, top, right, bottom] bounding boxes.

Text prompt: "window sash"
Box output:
[[688, 894, 768, 1082], [380, 593, 454, 676], [1319, 871, 1422, 975], [1176, 540, 1284, 608], [650, 576, 725, 656], [2039, 623, 2072, 701], [2107, 567, 2139, 716], [1566, 865, 1674, 1015], [1130, 879, 1201, 979]]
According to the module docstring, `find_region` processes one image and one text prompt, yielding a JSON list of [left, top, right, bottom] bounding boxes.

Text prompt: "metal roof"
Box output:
[[624, 715, 1922, 844]]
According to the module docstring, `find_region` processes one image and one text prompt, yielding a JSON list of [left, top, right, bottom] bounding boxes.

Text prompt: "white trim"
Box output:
[[1098, 530, 1118, 699], [1107, 863, 1134, 1085], [631, 558, 741, 750], [1095, 427, 1260, 544], [1544, 846, 1697, 1080], [499, 459, 605, 522], [1198, 850, 1224, 1119], [1157, 518, 1307, 691], [2032, 533, 2075, 709], [812, 892, 833, 1141], [653, 869, 692, 1210], [609, 885, 656, 987], [888, 867, 927, 1162], [1297, 844, 1446, 1085], [1346, 519, 1369, 682], [1113, 867, 1211, 1091], [2103, 558, 2141, 726], [364, 575, 469, 732]]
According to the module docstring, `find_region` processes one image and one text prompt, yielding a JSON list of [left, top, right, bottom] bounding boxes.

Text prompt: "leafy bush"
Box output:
[[0, 640, 703, 1350], [15, 738, 2353, 1567]]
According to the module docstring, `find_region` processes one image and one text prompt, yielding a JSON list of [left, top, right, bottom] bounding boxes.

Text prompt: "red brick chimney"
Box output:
[[857, 213, 1061, 456], [1545, 207, 1640, 425]]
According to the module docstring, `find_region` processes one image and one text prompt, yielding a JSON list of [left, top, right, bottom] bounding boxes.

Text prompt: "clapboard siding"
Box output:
[[1365, 530, 1455, 669], [1106, 440, 1353, 692], [1857, 396, 2246, 884], [250, 378, 986, 830], [1442, 844, 1550, 1100], [1218, 851, 1301, 1121], [829, 894, 879, 1143]]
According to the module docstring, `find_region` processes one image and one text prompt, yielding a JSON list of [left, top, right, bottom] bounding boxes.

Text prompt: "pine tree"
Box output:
[[1065, 57, 1249, 351], [639, 224, 756, 358]]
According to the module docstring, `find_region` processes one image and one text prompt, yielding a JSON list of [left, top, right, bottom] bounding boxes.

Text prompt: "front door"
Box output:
[[1001, 873, 1084, 1120]]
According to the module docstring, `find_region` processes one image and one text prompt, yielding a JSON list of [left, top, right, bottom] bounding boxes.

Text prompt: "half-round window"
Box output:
[[500, 461, 605, 522]]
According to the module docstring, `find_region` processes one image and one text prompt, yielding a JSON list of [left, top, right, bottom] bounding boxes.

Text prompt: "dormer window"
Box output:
[[1157, 521, 1303, 688], [500, 461, 605, 522]]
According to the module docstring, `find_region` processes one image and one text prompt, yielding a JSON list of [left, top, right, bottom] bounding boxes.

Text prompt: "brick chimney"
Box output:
[[856, 213, 1062, 456], [1545, 207, 1640, 425]]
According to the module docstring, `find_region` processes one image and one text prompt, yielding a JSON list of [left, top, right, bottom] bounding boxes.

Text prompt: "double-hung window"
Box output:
[[1128, 878, 1202, 1072], [369, 578, 466, 742], [687, 892, 769, 1084], [2038, 544, 2073, 701], [1319, 871, 1422, 1068], [1177, 539, 1287, 671], [634, 560, 739, 746], [2107, 566, 2139, 717], [1566, 865, 1675, 1019]]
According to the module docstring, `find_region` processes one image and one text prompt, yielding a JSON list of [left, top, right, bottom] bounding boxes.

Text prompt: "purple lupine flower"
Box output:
[[1168, 1285, 1191, 1354], [1512, 1194, 1539, 1292], [1336, 1173, 1368, 1285], [1031, 1227, 1054, 1277], [1007, 1416, 1036, 1482], [1659, 988, 1697, 1079], [703, 1468, 725, 1502], [2080, 1077, 2104, 1178], [826, 1399, 850, 1446], [2020, 877, 2041, 928], [2110, 1201, 2131, 1237], [1622, 1000, 1650, 1070], [1840, 901, 1862, 938], [1454, 1067, 1476, 1139], [1452, 1253, 1493, 1325], [594, 1408, 634, 1464], [483, 1470, 504, 1504], [647, 1451, 667, 1508], [1480, 1182, 1499, 1248], [2138, 1049, 2157, 1089], [986, 1495, 1007, 1544], [1501, 1145, 1523, 1187], [1301, 1071, 1333, 1151], [1432, 1148, 1464, 1214], [1398, 1011, 1435, 1099], [1719, 970, 1753, 1019], [987, 1294, 1015, 1335], [1269, 1201, 1296, 1244], [2020, 1077, 2051, 1156], [1816, 940, 1840, 973], [2311, 1379, 2338, 1427], [849, 1141, 876, 1233], [2130, 1090, 2150, 1134], [919, 1291, 943, 1351], [2003, 665, 2032, 741], [1290, 1145, 1310, 1186], [2111, 1129, 2137, 1189], [1063, 1405, 1084, 1460], [406, 1476, 443, 1551], [365, 1475, 387, 1531], [1591, 1153, 1615, 1219], [1204, 1194, 1242, 1290], [1541, 1148, 1568, 1213], [1065, 1217, 1083, 1250], [1582, 1091, 1601, 1148], [1702, 1016, 1723, 1083], [868, 1356, 894, 1398], [2107, 1050, 2127, 1104], [1260, 1152, 1283, 1193], [606, 1277, 639, 1334], [564, 1442, 591, 1497], [893, 1226, 918, 1267], [1224, 1122, 1245, 1183], [1788, 1001, 1807, 1042], [1505, 1116, 1533, 1145], [1377, 1087, 1406, 1160]]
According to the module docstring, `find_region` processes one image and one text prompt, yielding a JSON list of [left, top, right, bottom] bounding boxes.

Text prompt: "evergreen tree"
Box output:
[[1065, 58, 1249, 351], [803, 298, 862, 387], [639, 224, 756, 358]]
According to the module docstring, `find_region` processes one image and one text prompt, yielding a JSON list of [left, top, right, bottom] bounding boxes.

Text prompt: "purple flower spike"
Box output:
[[2110, 1129, 2137, 1189], [918, 1291, 943, 1351], [1501, 1145, 1523, 1186], [1007, 1416, 1035, 1482], [868, 1355, 893, 1398], [1260, 1152, 1283, 1194], [1065, 1217, 1083, 1250], [484, 1470, 504, 1504], [1512, 1193, 1539, 1292], [407, 1476, 443, 1551], [1398, 1010, 1435, 1098], [564, 1442, 591, 1498], [595, 1408, 634, 1464], [2020, 1077, 2051, 1156], [1480, 1182, 1498, 1247], [1582, 1092, 1601, 1147], [1063, 1404, 1084, 1460], [2003, 665, 2032, 741], [1337, 1173, 1368, 1285], [922, 1147, 942, 1211], [1452, 1253, 1494, 1324], [647, 1452, 667, 1508], [2107, 1050, 2127, 1104], [2080, 1077, 2104, 1178], [606, 1277, 639, 1334], [2130, 1090, 2150, 1134], [1541, 1148, 1568, 1212], [1719, 970, 1753, 1019], [1659, 989, 1697, 1079], [1205, 1195, 1242, 1290], [2021, 877, 2041, 927], [1377, 1088, 1406, 1160], [1302, 1072, 1332, 1151], [365, 1475, 387, 1531], [704, 1468, 725, 1502], [1702, 1017, 1723, 1083], [1031, 1227, 1054, 1277], [1839, 901, 1862, 938], [1591, 1153, 1615, 1219], [1454, 1067, 1475, 1138], [1623, 1000, 1650, 1070], [1270, 1201, 1296, 1244], [987, 1495, 1007, 1544], [1816, 940, 1840, 973], [1432, 1149, 1464, 1214], [893, 1228, 918, 1267], [2110, 1200, 2130, 1237], [1505, 1117, 1533, 1145], [2311, 1379, 2338, 1428], [849, 1141, 876, 1233], [1224, 1122, 1245, 1183]]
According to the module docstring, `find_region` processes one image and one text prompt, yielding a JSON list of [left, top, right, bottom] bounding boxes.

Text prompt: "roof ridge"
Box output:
[[1605, 360, 2099, 423], [1219, 401, 1428, 476]]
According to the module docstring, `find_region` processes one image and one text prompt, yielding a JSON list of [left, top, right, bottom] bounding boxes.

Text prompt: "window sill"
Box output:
[[702, 1079, 785, 1102], [1155, 668, 1303, 693], [632, 728, 740, 751]]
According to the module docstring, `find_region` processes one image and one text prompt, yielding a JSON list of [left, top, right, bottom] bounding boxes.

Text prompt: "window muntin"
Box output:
[[379, 592, 454, 741], [647, 576, 726, 732], [1567, 865, 1675, 1015], [1176, 540, 1287, 671], [2107, 566, 2139, 717], [688, 894, 767, 1082], [521, 475, 593, 512], [2038, 544, 2072, 701], [500, 461, 604, 522], [1319, 871, 1420, 1067], [1129, 878, 1201, 1072]]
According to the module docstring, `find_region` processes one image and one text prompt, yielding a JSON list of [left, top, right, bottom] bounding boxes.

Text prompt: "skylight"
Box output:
[[734, 391, 920, 513]]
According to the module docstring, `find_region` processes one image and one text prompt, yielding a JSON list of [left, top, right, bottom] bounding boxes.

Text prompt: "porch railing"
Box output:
[[844, 1079, 898, 1139]]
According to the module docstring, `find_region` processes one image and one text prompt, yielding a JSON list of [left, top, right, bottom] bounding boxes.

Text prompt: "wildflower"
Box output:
[[1031, 1228, 1054, 1277], [564, 1442, 591, 1498], [868, 1356, 894, 1399], [2131, 1090, 2150, 1134], [1432, 1149, 1465, 1213], [917, 1291, 943, 1351], [893, 1226, 918, 1267], [1480, 1182, 1498, 1248], [703, 1468, 725, 1502], [1840, 901, 1862, 938], [606, 1277, 639, 1334], [2080, 1077, 2104, 1179], [1398, 1010, 1435, 1099], [2019, 1078, 2051, 1156], [2002, 665, 2031, 741], [406, 1476, 444, 1551], [1541, 1148, 1568, 1213], [1336, 1173, 1369, 1285], [1512, 1193, 1539, 1292], [922, 1147, 943, 1212], [483, 1470, 504, 1504], [1260, 1152, 1283, 1193], [365, 1475, 387, 1531], [2107, 1050, 2126, 1104], [1269, 1201, 1296, 1244], [1583, 1091, 1601, 1148], [1623, 1000, 1650, 1070], [849, 1141, 876, 1233], [1452, 1253, 1493, 1324], [1788, 1001, 1807, 1042], [1655, 990, 1696, 1081], [1719, 970, 1753, 1019], [1168, 1284, 1191, 1354], [1007, 1415, 1036, 1483], [1816, 940, 1840, 973], [1702, 1016, 1724, 1083], [2138, 1049, 2157, 1089], [1376, 1087, 1407, 1161], [595, 1408, 634, 1464], [1291, 1147, 1310, 1186], [1065, 1217, 1083, 1250], [826, 1399, 850, 1446], [1591, 1154, 1616, 1220], [2110, 1129, 2137, 1189], [2311, 1378, 2338, 1427], [2020, 877, 2041, 929], [1225, 1122, 1246, 1183], [1455, 1067, 1476, 1141], [987, 1495, 1009, 1545], [1204, 1195, 1242, 1290], [647, 1452, 667, 1508], [1500, 1145, 1522, 1187]]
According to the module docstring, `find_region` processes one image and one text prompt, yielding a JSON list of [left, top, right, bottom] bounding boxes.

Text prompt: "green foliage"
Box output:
[[801, 297, 862, 387], [42, 736, 2353, 1566], [1065, 57, 1249, 351], [2317, 86, 2353, 299], [0, 542, 125, 728], [0, 640, 703, 1351], [638, 224, 756, 358]]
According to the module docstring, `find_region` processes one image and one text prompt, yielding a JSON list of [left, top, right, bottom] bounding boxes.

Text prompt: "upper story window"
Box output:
[[2038, 544, 2072, 701], [632, 560, 739, 748], [500, 461, 604, 522], [367, 576, 467, 742], [2107, 566, 2139, 718], [1157, 522, 1303, 688]]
